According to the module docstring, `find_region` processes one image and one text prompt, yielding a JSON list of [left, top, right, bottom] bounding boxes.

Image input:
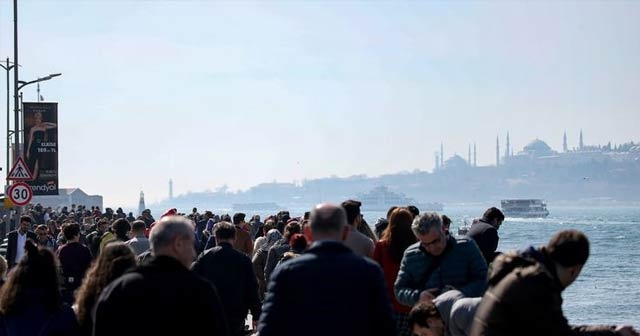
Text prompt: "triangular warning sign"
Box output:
[[7, 157, 34, 181]]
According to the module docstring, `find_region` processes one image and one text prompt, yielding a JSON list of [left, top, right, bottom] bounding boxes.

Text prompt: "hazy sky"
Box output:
[[0, 1, 638, 207]]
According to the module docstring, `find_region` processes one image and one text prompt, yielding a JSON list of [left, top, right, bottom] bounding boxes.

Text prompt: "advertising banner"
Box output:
[[23, 102, 58, 195]]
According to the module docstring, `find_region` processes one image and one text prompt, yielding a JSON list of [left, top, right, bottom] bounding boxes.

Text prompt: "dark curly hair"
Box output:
[[73, 242, 137, 331], [0, 240, 61, 314]]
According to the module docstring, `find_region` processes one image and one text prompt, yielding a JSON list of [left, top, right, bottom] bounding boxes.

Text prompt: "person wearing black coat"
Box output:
[[5, 216, 37, 268], [466, 207, 504, 264], [192, 222, 261, 336], [258, 203, 394, 336], [92, 216, 229, 336]]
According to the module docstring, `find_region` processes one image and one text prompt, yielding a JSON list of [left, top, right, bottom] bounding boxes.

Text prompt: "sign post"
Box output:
[[7, 156, 33, 181], [8, 182, 32, 206]]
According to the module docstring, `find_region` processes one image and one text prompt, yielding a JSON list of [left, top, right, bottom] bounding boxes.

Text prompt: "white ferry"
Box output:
[[232, 202, 282, 212], [500, 199, 549, 218], [356, 186, 443, 212]]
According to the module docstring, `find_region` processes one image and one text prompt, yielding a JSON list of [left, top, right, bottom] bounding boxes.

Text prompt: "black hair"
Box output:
[[408, 302, 441, 329], [547, 230, 590, 267], [232, 213, 246, 225], [483, 207, 505, 223], [63, 223, 80, 240], [406, 205, 420, 218], [214, 222, 236, 240], [341, 200, 362, 225]]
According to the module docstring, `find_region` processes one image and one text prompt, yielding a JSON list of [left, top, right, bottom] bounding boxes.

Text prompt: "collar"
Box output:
[[146, 255, 188, 271], [306, 240, 352, 254], [218, 241, 233, 248]]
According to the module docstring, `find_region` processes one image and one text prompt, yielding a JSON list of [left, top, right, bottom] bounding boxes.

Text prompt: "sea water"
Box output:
[[362, 205, 640, 327]]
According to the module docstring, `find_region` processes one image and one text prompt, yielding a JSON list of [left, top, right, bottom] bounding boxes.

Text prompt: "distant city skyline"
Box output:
[[0, 1, 638, 207]]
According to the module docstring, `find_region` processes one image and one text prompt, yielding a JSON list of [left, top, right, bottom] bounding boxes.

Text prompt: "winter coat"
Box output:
[[192, 242, 260, 336], [258, 241, 395, 336], [92, 255, 229, 336], [395, 235, 487, 307], [470, 247, 618, 336], [466, 221, 499, 264]]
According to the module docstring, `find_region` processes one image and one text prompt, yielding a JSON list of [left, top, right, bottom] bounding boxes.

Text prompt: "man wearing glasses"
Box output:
[[35, 224, 56, 250], [395, 212, 487, 307]]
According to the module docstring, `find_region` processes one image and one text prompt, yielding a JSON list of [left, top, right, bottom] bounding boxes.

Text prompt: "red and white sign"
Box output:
[[8, 182, 33, 206], [7, 157, 34, 181]]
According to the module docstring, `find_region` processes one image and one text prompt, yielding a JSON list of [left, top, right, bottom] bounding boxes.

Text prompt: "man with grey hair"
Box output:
[[92, 216, 229, 336], [395, 212, 487, 307], [258, 203, 395, 336]]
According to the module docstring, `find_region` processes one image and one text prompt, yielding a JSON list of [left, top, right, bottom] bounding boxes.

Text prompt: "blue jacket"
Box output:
[[395, 235, 487, 307], [258, 240, 395, 336]]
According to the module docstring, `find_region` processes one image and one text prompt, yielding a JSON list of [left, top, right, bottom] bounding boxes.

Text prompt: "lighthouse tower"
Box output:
[[138, 191, 146, 216]]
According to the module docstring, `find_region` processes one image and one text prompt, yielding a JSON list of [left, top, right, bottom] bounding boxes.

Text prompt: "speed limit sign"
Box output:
[[8, 182, 33, 206]]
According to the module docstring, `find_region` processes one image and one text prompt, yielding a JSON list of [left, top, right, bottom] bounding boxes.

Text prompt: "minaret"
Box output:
[[563, 131, 568, 152], [468, 144, 472, 165], [169, 179, 174, 200], [496, 136, 500, 166], [434, 152, 440, 171], [473, 143, 477, 167], [505, 131, 510, 159], [579, 129, 584, 150], [138, 191, 146, 216], [440, 142, 444, 167]]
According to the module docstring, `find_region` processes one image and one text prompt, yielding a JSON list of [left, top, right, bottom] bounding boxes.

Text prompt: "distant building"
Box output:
[[437, 131, 640, 173], [31, 188, 103, 209]]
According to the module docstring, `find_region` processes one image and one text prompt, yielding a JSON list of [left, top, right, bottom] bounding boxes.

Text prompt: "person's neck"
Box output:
[[216, 239, 234, 246], [18, 229, 27, 235], [311, 233, 342, 242]]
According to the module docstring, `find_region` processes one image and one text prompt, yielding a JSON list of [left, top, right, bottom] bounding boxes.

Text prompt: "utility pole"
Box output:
[[13, 0, 19, 164]]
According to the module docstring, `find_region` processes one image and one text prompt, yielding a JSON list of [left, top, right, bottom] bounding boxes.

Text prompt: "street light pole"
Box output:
[[13, 0, 19, 168], [0, 58, 18, 180]]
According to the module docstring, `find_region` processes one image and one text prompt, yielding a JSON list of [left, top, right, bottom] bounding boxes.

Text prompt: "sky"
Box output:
[[0, 1, 638, 207]]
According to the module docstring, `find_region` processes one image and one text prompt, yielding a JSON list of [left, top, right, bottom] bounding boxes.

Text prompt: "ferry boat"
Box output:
[[356, 186, 443, 212], [232, 202, 282, 212], [500, 199, 549, 218]]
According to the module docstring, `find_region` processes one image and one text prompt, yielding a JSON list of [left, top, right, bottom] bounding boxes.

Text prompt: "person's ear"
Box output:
[[303, 225, 313, 243]]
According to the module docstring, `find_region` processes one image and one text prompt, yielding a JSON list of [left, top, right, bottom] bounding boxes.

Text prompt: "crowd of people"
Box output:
[[0, 201, 637, 336]]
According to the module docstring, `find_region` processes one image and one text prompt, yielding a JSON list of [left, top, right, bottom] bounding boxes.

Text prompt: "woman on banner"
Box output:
[[25, 111, 57, 180]]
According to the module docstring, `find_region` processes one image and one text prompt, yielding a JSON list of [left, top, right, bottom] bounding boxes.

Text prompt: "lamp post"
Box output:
[[0, 59, 20, 180]]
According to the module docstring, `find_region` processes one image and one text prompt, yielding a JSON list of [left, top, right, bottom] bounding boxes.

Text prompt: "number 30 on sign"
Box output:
[[8, 182, 33, 206]]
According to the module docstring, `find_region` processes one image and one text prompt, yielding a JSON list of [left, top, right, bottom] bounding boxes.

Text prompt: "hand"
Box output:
[[252, 320, 259, 333], [616, 326, 640, 336], [419, 289, 437, 302]]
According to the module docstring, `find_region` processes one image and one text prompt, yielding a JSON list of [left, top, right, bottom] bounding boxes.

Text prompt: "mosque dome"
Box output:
[[521, 139, 555, 157], [444, 155, 469, 169]]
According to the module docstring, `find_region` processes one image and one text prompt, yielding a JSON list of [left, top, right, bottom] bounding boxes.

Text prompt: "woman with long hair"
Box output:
[[73, 242, 137, 336], [372, 207, 418, 336], [25, 111, 57, 180], [0, 240, 79, 335]]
